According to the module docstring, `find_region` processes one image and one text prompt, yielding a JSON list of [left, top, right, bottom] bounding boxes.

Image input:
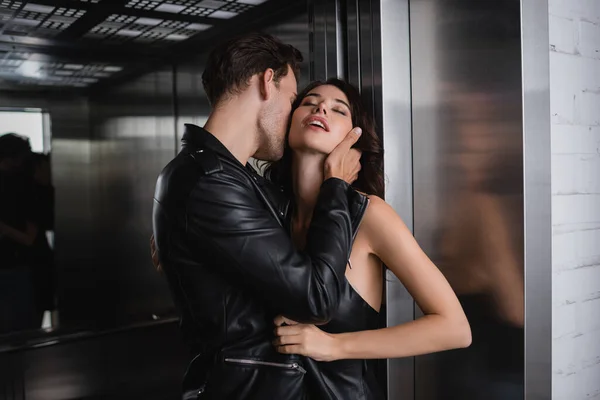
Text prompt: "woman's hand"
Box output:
[[273, 315, 340, 362]]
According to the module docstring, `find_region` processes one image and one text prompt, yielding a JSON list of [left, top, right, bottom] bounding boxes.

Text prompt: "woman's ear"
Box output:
[[259, 68, 275, 101]]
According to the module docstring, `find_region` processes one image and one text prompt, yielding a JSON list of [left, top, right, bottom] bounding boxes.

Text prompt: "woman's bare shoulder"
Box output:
[[361, 195, 405, 232], [364, 194, 394, 218]]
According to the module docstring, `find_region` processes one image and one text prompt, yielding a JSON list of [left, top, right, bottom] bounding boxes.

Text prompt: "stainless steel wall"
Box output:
[[265, 13, 311, 88], [327, 1, 551, 398], [373, 0, 533, 399], [376, 0, 415, 398], [84, 68, 177, 328], [175, 56, 210, 147], [410, 1, 526, 399]]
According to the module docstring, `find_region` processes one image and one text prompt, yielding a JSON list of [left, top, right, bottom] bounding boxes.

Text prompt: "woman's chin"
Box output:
[[291, 145, 332, 157]]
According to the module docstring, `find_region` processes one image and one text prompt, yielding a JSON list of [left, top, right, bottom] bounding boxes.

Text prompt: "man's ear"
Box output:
[[259, 68, 275, 101]]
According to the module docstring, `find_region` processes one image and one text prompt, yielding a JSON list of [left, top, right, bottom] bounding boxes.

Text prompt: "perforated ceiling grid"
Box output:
[[0, 0, 268, 89], [85, 13, 212, 43], [1, 2, 86, 38]]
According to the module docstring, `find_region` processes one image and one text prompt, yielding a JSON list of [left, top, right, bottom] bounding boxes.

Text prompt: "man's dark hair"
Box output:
[[202, 32, 303, 106]]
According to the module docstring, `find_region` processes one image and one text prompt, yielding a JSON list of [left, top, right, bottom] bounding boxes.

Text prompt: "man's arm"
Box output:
[[184, 171, 353, 324]]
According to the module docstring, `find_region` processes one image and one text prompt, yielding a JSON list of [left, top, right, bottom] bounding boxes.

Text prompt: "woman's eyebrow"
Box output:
[[305, 93, 351, 110]]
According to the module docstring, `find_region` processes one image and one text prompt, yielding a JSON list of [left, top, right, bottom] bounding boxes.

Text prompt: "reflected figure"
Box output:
[[435, 86, 524, 400], [0, 133, 55, 335]]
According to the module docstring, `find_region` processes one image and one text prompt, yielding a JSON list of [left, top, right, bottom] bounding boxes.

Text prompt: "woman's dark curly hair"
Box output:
[[264, 78, 384, 198]]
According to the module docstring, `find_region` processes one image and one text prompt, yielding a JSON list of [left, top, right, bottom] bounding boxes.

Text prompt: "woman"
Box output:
[[265, 79, 472, 399]]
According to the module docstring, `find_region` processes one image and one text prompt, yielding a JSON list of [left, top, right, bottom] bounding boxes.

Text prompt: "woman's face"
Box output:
[[288, 84, 353, 155]]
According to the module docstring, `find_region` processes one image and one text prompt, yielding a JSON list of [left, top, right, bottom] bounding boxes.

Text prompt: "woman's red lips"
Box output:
[[303, 116, 329, 131]]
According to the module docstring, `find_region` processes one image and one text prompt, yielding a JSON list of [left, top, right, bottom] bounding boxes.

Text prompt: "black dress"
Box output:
[[304, 273, 385, 400], [288, 210, 385, 400]]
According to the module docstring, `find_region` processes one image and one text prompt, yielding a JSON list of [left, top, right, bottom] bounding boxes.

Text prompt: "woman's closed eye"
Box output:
[[302, 101, 347, 116]]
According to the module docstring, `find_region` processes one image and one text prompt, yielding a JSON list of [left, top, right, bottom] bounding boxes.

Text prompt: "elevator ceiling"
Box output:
[[0, 0, 299, 93]]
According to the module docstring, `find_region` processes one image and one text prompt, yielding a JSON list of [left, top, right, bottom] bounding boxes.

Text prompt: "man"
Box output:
[[152, 32, 364, 399]]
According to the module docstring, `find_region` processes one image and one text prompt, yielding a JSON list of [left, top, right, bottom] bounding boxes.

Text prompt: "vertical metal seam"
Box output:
[[405, 2, 418, 395], [356, 0, 362, 90], [520, 0, 552, 398], [171, 63, 179, 157], [335, 0, 344, 79]]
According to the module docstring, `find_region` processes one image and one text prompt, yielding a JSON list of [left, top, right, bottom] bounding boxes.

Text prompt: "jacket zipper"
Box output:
[[224, 358, 306, 374]]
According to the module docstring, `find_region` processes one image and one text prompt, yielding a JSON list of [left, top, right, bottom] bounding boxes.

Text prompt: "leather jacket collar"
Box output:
[[181, 124, 239, 163]]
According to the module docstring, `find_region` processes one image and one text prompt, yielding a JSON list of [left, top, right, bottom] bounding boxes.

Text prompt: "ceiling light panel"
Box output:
[[237, 0, 268, 4], [0, 0, 265, 90], [87, 12, 214, 45], [39, 62, 124, 86], [124, 0, 253, 18], [2, 3, 87, 38], [0, 57, 125, 88], [85, 0, 261, 44], [0, 1, 23, 11]]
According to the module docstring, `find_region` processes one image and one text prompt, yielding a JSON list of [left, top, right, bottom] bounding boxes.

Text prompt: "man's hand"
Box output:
[[324, 127, 362, 184], [150, 234, 162, 272]]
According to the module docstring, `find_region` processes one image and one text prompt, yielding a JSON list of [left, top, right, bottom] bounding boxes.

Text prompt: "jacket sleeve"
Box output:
[[185, 169, 353, 324]]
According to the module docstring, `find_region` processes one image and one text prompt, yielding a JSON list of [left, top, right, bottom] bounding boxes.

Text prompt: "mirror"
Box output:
[[0, 109, 55, 336], [0, 0, 309, 348]]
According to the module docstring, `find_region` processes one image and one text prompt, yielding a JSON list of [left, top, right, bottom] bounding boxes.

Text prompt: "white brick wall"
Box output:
[[549, 0, 600, 399]]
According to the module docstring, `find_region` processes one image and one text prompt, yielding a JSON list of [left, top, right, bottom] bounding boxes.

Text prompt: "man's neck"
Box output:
[[203, 97, 259, 165], [292, 152, 326, 235]]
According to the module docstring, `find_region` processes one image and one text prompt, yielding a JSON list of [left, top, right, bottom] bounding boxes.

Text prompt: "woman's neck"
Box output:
[[291, 152, 326, 237]]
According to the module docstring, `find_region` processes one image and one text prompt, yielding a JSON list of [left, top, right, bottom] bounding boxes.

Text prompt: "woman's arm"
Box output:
[[274, 196, 471, 361]]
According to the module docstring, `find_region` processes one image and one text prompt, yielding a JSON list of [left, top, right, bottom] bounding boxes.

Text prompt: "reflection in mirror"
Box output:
[[0, 109, 55, 336], [0, 3, 311, 350], [410, 0, 525, 399]]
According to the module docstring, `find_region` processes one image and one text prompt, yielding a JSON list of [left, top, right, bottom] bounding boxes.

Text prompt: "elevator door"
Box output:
[[409, 1, 525, 399]]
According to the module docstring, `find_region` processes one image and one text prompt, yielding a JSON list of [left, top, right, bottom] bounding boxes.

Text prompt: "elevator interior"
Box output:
[[0, 0, 551, 399]]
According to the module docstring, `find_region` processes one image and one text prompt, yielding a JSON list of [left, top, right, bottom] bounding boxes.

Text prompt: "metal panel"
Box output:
[[0, 321, 187, 400], [520, 0, 552, 398], [410, 0, 526, 399], [173, 53, 210, 147], [376, 1, 415, 399], [309, 0, 344, 81], [344, 0, 359, 88], [357, 0, 374, 107], [83, 67, 177, 329], [373, 0, 414, 400], [264, 11, 311, 88]]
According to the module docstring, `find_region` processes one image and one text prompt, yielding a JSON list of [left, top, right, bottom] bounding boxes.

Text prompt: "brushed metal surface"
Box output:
[[410, 1, 526, 399], [84, 67, 178, 329], [520, 0, 552, 398], [376, 1, 415, 399]]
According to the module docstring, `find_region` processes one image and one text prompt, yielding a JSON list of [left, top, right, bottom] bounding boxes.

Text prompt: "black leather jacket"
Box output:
[[153, 125, 368, 399]]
